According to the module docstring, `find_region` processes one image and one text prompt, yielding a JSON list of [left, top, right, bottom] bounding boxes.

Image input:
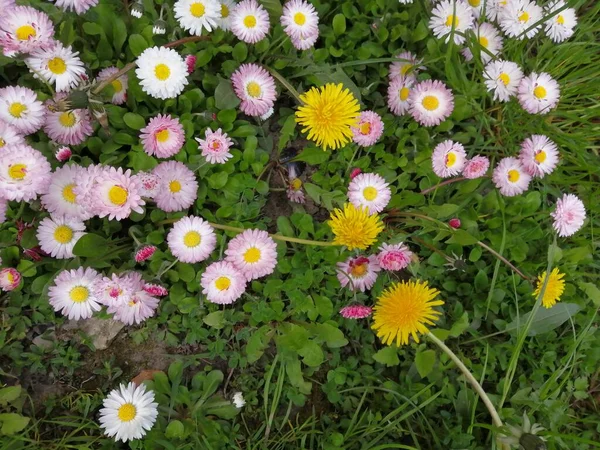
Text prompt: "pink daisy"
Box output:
[[55, 147, 72, 162], [281, 0, 319, 40], [50, 0, 99, 15], [95, 273, 138, 308], [462, 155, 490, 179], [0, 86, 46, 135], [517, 72, 560, 115], [519, 135, 559, 178], [96, 67, 128, 105], [287, 177, 305, 204], [89, 166, 145, 220], [389, 51, 424, 81], [111, 288, 160, 325], [290, 29, 319, 50], [0, 144, 51, 202], [44, 94, 93, 146], [377, 242, 413, 271], [225, 228, 277, 281], [196, 128, 234, 164], [349, 168, 361, 180], [230, 0, 270, 44], [0, 120, 25, 149], [492, 157, 531, 197], [432, 140, 466, 178], [351, 111, 384, 147], [140, 114, 185, 158], [153, 161, 198, 212], [409, 79, 454, 127], [167, 215, 217, 263], [348, 172, 391, 215], [551, 194, 586, 237], [201, 261, 247, 304], [387, 76, 414, 116], [0, 267, 21, 291], [135, 245, 157, 263], [231, 63, 277, 117], [0, 197, 7, 223], [132, 171, 160, 199], [0, 6, 55, 56], [337, 255, 380, 292], [339, 305, 372, 319]]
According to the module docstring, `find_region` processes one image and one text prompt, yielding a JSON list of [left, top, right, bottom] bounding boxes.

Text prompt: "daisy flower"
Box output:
[[133, 171, 160, 199], [0, 86, 45, 135], [55, 146, 72, 162], [89, 167, 145, 220], [498, 0, 543, 40], [48, 267, 102, 320], [49, 0, 99, 14], [230, 0, 270, 44], [377, 242, 413, 271], [409, 80, 454, 127], [351, 111, 384, 147], [462, 155, 490, 179], [36, 216, 86, 259], [0, 6, 54, 56], [485, 0, 510, 21], [143, 283, 168, 297], [339, 305, 372, 319], [97, 67, 128, 105], [519, 135, 558, 178], [216, 0, 236, 30], [290, 28, 319, 50], [44, 96, 93, 145], [110, 288, 160, 325], [492, 157, 531, 197], [431, 140, 466, 178], [465, 0, 484, 18], [135, 47, 189, 100], [295, 83, 360, 151], [174, 0, 222, 35], [231, 63, 277, 117], [551, 193, 585, 237], [72, 164, 107, 213], [388, 51, 424, 81], [98, 382, 158, 442], [533, 268, 565, 309], [0, 197, 7, 223], [201, 261, 247, 304], [387, 76, 414, 116], [466, 22, 503, 63], [336, 255, 380, 292], [0, 120, 25, 149], [232, 392, 245, 408], [26, 42, 85, 92], [429, 0, 474, 45], [167, 215, 217, 263], [0, 268, 20, 291], [372, 280, 444, 346], [517, 72, 560, 115], [483, 60, 524, 102], [0, 144, 51, 202], [287, 179, 306, 203], [152, 161, 198, 212], [140, 114, 185, 158], [544, 0, 577, 43], [95, 273, 138, 308], [280, 0, 319, 40], [328, 203, 384, 250], [196, 128, 234, 164], [225, 228, 277, 281], [347, 172, 391, 215], [134, 245, 157, 263]]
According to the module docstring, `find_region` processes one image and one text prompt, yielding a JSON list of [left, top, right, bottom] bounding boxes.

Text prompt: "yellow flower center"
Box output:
[[399, 87, 410, 101], [498, 73, 510, 86], [59, 112, 77, 128], [294, 12, 306, 25], [117, 403, 137, 422], [9, 164, 26, 180], [468, 0, 480, 6], [215, 276, 231, 290], [534, 150, 546, 163], [518, 11, 529, 22], [154, 63, 171, 81], [111, 79, 123, 93], [48, 57, 67, 75], [54, 225, 73, 244], [446, 152, 456, 167], [108, 186, 128, 205], [9, 102, 27, 118], [445, 15, 458, 27], [169, 180, 181, 193], [16, 24, 36, 41], [189, 2, 205, 17], [350, 263, 368, 278], [534, 86, 547, 99], [507, 169, 520, 183], [0, 138, 4, 148], [291, 178, 302, 190], [359, 122, 371, 135], [401, 64, 412, 75], [479, 36, 489, 47], [6, 272, 14, 283], [62, 184, 77, 203], [363, 186, 378, 201], [243, 15, 257, 28], [246, 81, 261, 98], [183, 231, 201, 247], [69, 286, 89, 303], [421, 95, 439, 111], [221, 4, 230, 17], [155, 129, 170, 142], [243, 247, 261, 263], [557, 14, 565, 25]]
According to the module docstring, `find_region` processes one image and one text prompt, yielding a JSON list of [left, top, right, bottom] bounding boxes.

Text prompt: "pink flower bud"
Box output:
[[340, 305, 372, 319], [135, 245, 157, 263], [449, 218, 461, 229], [350, 168, 362, 180], [55, 147, 72, 162], [0, 268, 21, 291], [185, 55, 197, 74], [143, 283, 168, 297]]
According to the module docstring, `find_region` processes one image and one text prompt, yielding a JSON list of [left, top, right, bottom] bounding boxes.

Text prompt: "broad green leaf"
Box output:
[[446, 230, 479, 246], [72, 234, 108, 257], [129, 34, 148, 57], [298, 341, 324, 367], [0, 413, 29, 435], [0, 386, 21, 406], [123, 112, 146, 130], [260, 0, 283, 20], [278, 114, 297, 151], [505, 303, 581, 336], [372, 347, 400, 367], [415, 349, 436, 378], [168, 361, 184, 384], [203, 311, 226, 329], [214, 79, 241, 110], [165, 420, 185, 439], [333, 14, 346, 36], [296, 147, 330, 164]]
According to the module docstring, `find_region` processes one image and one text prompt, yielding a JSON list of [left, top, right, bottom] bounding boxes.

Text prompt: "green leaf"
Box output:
[[232, 42, 248, 62], [415, 349, 436, 378], [332, 14, 347, 36], [202, 371, 224, 398], [82, 22, 103, 36], [260, 0, 283, 20], [128, 34, 148, 57], [246, 326, 272, 363], [412, 20, 429, 42], [309, 323, 347, 348], [72, 234, 108, 257], [214, 79, 241, 110], [0, 413, 29, 435], [449, 313, 469, 338], [217, 109, 236, 124], [112, 18, 128, 53], [203, 311, 226, 329], [372, 347, 400, 367], [578, 282, 600, 306], [168, 361, 184, 384], [278, 114, 297, 151], [123, 112, 146, 130], [16, 260, 36, 277], [165, 420, 185, 439], [296, 147, 330, 164], [0, 386, 21, 406], [505, 303, 581, 336], [208, 171, 229, 189], [446, 230, 479, 246], [298, 341, 324, 367], [276, 216, 294, 237], [204, 396, 240, 419]]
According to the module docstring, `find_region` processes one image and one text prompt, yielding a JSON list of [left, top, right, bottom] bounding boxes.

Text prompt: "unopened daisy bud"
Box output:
[[185, 55, 196, 74], [143, 283, 168, 297], [55, 146, 72, 162], [0, 268, 21, 291], [232, 392, 245, 408], [65, 89, 90, 110], [340, 305, 372, 319], [135, 245, 157, 263], [449, 218, 461, 229], [349, 168, 362, 180], [130, 1, 143, 17], [153, 20, 167, 35]]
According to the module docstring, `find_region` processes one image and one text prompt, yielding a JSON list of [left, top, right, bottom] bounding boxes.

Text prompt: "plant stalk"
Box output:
[[207, 222, 335, 247]]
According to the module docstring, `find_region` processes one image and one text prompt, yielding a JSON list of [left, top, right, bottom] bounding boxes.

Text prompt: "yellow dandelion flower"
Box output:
[[295, 83, 360, 151], [533, 267, 565, 308], [372, 280, 444, 346], [328, 203, 384, 250]]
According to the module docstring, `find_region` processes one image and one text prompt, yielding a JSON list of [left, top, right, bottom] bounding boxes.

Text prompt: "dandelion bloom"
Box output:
[[336, 255, 380, 292], [225, 228, 277, 281], [174, 0, 222, 35], [551, 193, 585, 237], [25, 42, 86, 93], [429, 0, 474, 45], [409, 80, 454, 127], [387, 76, 414, 116], [519, 135, 559, 178], [201, 260, 247, 304], [231, 63, 277, 117], [483, 60, 523, 102], [152, 161, 198, 212], [340, 305, 372, 319], [0, 6, 54, 56], [347, 172, 391, 215], [135, 245, 157, 263], [431, 140, 466, 178], [533, 268, 565, 309], [462, 155, 490, 179], [295, 83, 360, 151], [372, 280, 444, 346], [36, 216, 86, 259], [96, 67, 128, 105], [351, 111, 384, 147], [196, 128, 234, 164], [135, 47, 189, 100], [328, 203, 384, 251], [377, 242, 413, 271], [48, 267, 102, 320], [167, 215, 217, 263], [230, 0, 270, 43], [0, 268, 21, 291], [140, 114, 185, 158], [492, 157, 531, 197], [0, 144, 51, 202], [517, 72, 560, 115], [544, 0, 577, 43], [0, 86, 46, 135], [498, 0, 543, 40]]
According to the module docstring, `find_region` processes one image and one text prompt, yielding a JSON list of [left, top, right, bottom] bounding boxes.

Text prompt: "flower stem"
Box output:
[[476, 241, 531, 281], [266, 67, 302, 103], [420, 177, 467, 195], [207, 222, 335, 247]]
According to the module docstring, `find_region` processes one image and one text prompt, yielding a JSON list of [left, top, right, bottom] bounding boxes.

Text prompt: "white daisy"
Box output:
[[201, 260, 247, 304], [41, 164, 92, 220], [232, 392, 245, 408], [388, 51, 424, 81], [408, 79, 454, 127], [36, 216, 86, 259], [174, 0, 221, 35], [26, 42, 86, 93], [48, 267, 102, 320], [429, 0, 474, 45], [517, 72, 560, 115], [492, 157, 531, 197], [465, 0, 484, 18], [224, 228, 278, 281], [466, 22, 503, 63], [0, 6, 55, 56], [230, 0, 270, 44], [0, 86, 45, 135], [0, 120, 25, 149], [217, 0, 237, 30], [135, 47, 189, 100], [498, 0, 543, 40], [98, 382, 158, 442], [431, 140, 467, 178], [0, 144, 51, 202], [485, 0, 510, 22], [483, 60, 523, 102], [347, 173, 391, 215], [167, 216, 217, 263], [519, 134, 559, 178], [280, 0, 319, 40], [544, 0, 577, 43], [387, 75, 414, 116]]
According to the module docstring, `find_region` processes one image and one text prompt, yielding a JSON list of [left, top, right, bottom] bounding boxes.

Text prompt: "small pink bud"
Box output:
[[55, 147, 72, 162], [143, 283, 168, 297], [185, 55, 197, 74], [135, 245, 157, 263], [350, 168, 362, 180], [449, 218, 461, 229], [0, 268, 21, 291]]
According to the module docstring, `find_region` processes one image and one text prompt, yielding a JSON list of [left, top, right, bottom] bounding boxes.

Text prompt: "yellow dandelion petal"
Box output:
[[372, 280, 444, 346], [327, 203, 384, 250], [533, 267, 565, 308], [295, 83, 360, 151]]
